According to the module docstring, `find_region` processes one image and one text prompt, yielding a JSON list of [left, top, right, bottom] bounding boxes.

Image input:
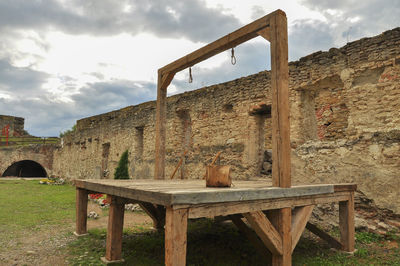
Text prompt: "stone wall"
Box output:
[[0, 145, 55, 176], [0, 115, 25, 136], [53, 27, 400, 213]]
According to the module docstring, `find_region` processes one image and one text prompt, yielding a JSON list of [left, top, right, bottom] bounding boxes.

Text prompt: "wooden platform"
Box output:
[[74, 179, 356, 265], [74, 179, 342, 205]]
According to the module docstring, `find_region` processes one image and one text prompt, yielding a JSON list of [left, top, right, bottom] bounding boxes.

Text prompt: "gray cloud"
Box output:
[[288, 20, 334, 61], [0, 59, 49, 93], [0, 0, 240, 42], [171, 41, 270, 94], [299, 0, 400, 44], [0, 56, 156, 136], [1, 0, 398, 137]]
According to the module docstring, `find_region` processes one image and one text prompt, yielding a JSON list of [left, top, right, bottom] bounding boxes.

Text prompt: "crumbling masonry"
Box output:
[[53, 27, 400, 213]]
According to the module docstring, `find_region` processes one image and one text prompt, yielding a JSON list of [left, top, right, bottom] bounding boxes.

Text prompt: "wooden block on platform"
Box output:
[[206, 165, 231, 187]]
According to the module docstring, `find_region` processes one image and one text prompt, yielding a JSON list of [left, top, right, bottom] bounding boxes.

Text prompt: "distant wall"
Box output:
[[53, 28, 400, 213], [0, 115, 25, 136]]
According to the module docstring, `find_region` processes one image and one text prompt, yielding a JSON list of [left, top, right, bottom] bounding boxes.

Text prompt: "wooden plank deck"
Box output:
[[74, 179, 339, 205]]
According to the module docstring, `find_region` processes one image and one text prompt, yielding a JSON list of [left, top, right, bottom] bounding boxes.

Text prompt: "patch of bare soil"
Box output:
[[0, 202, 152, 266]]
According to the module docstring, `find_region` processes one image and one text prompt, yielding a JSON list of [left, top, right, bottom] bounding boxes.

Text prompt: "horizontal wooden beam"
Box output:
[[185, 191, 350, 219], [159, 10, 285, 75]]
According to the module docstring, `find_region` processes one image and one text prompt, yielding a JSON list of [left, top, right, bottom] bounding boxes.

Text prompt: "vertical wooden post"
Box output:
[[165, 207, 188, 266], [155, 71, 175, 180], [102, 196, 125, 263], [155, 72, 167, 180], [339, 192, 355, 252], [269, 10, 292, 266], [270, 208, 292, 266], [75, 188, 88, 236], [270, 10, 290, 188]]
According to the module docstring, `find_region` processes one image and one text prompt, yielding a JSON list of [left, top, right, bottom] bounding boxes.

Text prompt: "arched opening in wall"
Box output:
[[176, 109, 192, 179], [2, 160, 47, 177], [248, 103, 272, 176]]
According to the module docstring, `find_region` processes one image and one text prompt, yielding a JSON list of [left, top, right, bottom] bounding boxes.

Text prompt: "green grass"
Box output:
[[0, 180, 399, 265], [66, 220, 400, 266], [0, 136, 59, 147], [0, 180, 75, 233]]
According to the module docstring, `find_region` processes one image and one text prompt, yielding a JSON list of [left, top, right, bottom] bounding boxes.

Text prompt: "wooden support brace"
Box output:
[[243, 211, 283, 255], [291, 205, 315, 252], [230, 215, 271, 261], [257, 28, 271, 41], [339, 192, 355, 252], [139, 202, 165, 231], [306, 222, 342, 250], [104, 195, 126, 263], [75, 188, 88, 236], [165, 207, 188, 266]]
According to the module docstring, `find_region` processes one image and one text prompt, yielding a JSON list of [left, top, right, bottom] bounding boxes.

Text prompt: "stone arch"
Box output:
[[2, 160, 47, 177]]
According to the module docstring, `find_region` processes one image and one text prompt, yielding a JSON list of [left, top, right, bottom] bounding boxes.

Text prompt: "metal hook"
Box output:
[[188, 67, 193, 83], [231, 48, 236, 65]]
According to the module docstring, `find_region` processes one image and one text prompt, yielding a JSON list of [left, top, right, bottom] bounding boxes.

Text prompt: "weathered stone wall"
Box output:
[[53, 27, 400, 213], [0, 115, 25, 136]]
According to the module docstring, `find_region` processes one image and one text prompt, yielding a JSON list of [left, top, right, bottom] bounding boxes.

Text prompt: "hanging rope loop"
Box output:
[[231, 47, 237, 65], [188, 67, 193, 83]]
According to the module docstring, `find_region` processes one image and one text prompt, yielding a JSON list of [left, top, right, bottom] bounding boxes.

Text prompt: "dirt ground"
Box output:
[[0, 202, 152, 266]]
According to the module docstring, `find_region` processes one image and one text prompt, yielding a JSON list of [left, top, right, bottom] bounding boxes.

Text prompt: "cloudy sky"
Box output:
[[0, 0, 399, 136]]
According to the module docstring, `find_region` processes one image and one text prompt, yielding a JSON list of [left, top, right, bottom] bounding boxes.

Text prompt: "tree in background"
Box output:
[[59, 124, 76, 138], [114, 150, 129, 179]]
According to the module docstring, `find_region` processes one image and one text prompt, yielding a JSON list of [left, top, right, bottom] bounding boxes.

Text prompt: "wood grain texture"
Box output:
[[75, 188, 88, 235], [187, 191, 349, 218], [257, 28, 271, 41], [105, 195, 125, 261], [74, 179, 336, 206], [165, 207, 188, 266], [243, 211, 283, 255], [206, 165, 231, 187], [230, 214, 272, 261], [291, 205, 314, 252], [339, 192, 355, 252], [155, 71, 175, 180], [270, 10, 290, 188], [334, 184, 357, 192], [270, 208, 292, 266], [158, 11, 286, 75]]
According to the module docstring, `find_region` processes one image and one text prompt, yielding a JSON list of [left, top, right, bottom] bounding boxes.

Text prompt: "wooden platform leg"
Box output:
[[102, 196, 125, 263], [271, 208, 292, 266], [339, 192, 355, 252], [165, 207, 188, 266], [75, 188, 88, 236]]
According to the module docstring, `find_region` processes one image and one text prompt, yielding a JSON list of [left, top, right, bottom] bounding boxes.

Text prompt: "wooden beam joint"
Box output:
[[243, 211, 283, 255]]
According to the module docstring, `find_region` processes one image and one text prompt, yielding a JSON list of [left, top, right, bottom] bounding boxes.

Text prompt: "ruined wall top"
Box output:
[[76, 27, 400, 132], [0, 115, 25, 136]]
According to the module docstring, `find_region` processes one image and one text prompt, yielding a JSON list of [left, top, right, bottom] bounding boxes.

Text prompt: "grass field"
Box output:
[[0, 136, 59, 147], [0, 180, 399, 265]]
